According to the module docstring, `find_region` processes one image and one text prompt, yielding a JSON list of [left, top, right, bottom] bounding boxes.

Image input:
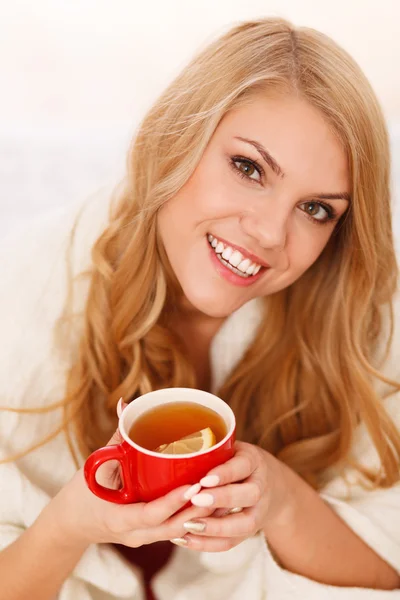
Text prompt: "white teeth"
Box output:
[[237, 258, 251, 273], [218, 255, 249, 278], [229, 251, 242, 267], [207, 234, 264, 277], [222, 246, 233, 260]]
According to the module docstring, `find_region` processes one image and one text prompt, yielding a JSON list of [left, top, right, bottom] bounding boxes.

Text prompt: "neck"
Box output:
[[180, 296, 224, 323], [165, 295, 225, 341]]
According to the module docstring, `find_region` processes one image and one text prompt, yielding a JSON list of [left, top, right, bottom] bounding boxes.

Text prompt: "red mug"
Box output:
[[84, 387, 236, 503]]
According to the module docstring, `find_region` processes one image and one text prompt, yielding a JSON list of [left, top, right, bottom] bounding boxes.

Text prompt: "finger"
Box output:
[[182, 510, 258, 538], [167, 503, 215, 526], [184, 534, 248, 553], [200, 442, 258, 488], [96, 400, 128, 485], [105, 398, 128, 446], [119, 483, 200, 530], [106, 428, 123, 446], [191, 481, 262, 510], [117, 398, 128, 418], [121, 505, 215, 547], [161, 506, 215, 540], [212, 507, 230, 518], [96, 426, 125, 487]]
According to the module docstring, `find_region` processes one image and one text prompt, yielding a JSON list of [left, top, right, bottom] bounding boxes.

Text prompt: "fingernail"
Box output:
[[117, 398, 126, 418], [170, 537, 188, 547], [227, 507, 243, 515], [183, 520, 206, 533], [200, 475, 220, 487], [191, 493, 214, 507], [183, 483, 202, 501]]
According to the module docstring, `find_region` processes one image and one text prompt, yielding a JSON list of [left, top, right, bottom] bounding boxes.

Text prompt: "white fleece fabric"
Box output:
[[1, 188, 400, 599]]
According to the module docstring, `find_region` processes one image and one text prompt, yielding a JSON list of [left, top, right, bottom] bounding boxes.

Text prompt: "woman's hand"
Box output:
[[42, 427, 215, 551], [180, 441, 293, 552]]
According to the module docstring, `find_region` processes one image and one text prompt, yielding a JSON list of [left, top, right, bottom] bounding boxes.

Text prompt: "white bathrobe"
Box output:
[[1, 188, 400, 599]]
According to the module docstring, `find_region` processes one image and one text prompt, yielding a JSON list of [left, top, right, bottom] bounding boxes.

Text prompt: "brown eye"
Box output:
[[232, 158, 262, 182], [300, 201, 336, 225], [238, 161, 256, 177], [306, 203, 320, 216]]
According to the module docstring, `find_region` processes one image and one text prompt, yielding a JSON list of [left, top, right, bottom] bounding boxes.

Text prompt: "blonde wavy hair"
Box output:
[[13, 17, 400, 488]]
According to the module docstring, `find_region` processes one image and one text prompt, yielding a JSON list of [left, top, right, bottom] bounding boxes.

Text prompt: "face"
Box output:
[[157, 94, 350, 318]]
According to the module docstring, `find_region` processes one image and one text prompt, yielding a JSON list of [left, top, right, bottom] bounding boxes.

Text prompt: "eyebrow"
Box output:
[[235, 136, 285, 178], [312, 192, 351, 202], [234, 136, 351, 203]]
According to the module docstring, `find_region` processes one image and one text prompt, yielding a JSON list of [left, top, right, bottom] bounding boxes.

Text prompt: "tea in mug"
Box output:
[[128, 401, 227, 452]]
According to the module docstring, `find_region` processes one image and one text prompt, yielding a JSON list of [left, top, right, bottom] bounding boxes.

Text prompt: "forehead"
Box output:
[[216, 94, 350, 195]]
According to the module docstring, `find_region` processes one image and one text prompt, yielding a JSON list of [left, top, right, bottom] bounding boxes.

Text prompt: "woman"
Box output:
[[1, 16, 400, 600]]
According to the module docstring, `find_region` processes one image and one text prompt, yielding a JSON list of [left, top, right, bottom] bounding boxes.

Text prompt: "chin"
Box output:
[[182, 287, 243, 319]]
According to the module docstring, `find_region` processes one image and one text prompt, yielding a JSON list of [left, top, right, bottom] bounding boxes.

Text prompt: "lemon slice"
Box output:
[[155, 428, 216, 455]]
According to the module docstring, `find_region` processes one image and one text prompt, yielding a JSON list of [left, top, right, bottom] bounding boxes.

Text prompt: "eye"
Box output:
[[230, 156, 264, 184], [300, 201, 337, 225]]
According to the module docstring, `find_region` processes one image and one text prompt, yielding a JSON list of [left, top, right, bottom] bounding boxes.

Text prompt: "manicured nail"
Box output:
[[117, 398, 123, 418], [200, 475, 220, 488], [183, 483, 202, 501], [170, 537, 188, 547], [227, 507, 243, 515], [191, 493, 214, 507], [183, 520, 206, 533], [117, 398, 127, 418]]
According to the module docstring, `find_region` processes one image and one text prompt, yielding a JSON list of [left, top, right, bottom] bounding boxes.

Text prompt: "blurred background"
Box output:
[[1, 0, 399, 249]]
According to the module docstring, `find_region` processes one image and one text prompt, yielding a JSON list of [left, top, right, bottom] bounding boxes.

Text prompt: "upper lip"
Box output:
[[210, 234, 271, 268]]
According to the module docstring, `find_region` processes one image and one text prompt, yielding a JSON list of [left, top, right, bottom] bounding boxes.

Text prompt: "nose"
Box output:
[[239, 202, 289, 252]]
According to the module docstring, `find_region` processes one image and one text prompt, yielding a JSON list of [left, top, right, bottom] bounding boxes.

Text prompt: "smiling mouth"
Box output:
[[207, 234, 266, 279]]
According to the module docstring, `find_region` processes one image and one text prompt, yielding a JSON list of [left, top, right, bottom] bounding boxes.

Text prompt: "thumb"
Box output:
[[106, 398, 128, 446], [107, 429, 123, 446], [96, 399, 128, 490], [116, 397, 128, 419]]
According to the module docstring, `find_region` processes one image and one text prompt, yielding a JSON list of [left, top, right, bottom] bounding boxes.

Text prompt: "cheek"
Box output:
[[186, 157, 248, 219], [190, 184, 237, 221], [287, 226, 333, 275]]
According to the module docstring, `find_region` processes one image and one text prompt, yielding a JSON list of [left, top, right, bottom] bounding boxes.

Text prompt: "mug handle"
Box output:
[[84, 443, 136, 504]]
